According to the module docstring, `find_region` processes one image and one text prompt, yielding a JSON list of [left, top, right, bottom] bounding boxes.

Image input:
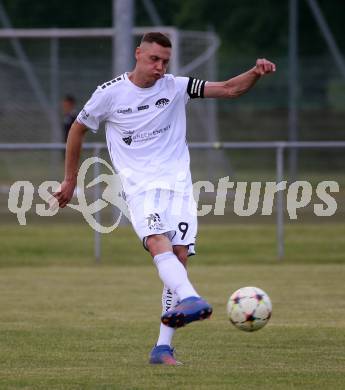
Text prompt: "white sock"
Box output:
[[153, 252, 199, 301], [156, 286, 179, 346], [157, 323, 175, 347]]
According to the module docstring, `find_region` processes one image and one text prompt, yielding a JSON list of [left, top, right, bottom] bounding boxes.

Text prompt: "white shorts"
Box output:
[[127, 189, 198, 256]]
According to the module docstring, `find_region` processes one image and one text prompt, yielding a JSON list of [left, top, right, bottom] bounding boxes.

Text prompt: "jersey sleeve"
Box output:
[[77, 88, 112, 132], [175, 76, 206, 104], [186, 77, 206, 99]]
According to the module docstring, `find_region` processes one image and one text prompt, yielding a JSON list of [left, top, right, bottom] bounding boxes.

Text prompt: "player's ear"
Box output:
[[135, 47, 141, 61]]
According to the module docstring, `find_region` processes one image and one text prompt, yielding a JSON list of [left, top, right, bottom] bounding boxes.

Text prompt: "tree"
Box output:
[[2, 0, 344, 56]]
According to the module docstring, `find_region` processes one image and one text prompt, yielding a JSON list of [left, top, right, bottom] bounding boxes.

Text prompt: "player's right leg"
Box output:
[[146, 234, 199, 302], [146, 234, 212, 328], [127, 189, 211, 365]]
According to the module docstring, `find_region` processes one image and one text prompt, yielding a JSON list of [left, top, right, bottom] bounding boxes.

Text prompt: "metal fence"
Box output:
[[1, 141, 345, 262], [0, 27, 220, 145]]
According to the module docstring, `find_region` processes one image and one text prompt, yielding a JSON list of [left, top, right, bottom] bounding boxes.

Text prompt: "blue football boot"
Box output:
[[161, 296, 212, 328], [149, 345, 182, 365]]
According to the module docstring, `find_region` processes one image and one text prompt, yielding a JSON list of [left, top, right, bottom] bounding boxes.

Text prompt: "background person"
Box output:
[[62, 94, 77, 142]]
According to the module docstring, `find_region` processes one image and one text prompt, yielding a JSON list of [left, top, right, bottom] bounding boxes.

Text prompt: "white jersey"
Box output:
[[77, 73, 205, 199]]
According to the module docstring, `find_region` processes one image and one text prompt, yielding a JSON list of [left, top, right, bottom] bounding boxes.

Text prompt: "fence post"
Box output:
[[93, 146, 101, 263], [276, 145, 285, 260]]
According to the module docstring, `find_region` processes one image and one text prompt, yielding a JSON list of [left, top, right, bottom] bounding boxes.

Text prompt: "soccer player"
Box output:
[[53, 32, 276, 365]]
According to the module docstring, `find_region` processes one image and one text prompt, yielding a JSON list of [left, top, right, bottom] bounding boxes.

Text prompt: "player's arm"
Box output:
[[53, 121, 87, 208], [204, 58, 276, 99]]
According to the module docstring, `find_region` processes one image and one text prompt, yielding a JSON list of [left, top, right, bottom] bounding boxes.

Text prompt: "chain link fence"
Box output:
[[0, 28, 344, 262]]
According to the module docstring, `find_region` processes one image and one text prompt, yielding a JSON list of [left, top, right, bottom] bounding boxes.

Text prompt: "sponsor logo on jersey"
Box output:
[[123, 130, 134, 135], [117, 107, 132, 114], [146, 213, 165, 230], [135, 124, 171, 143], [120, 125, 171, 146], [155, 98, 170, 108], [138, 105, 149, 111], [122, 136, 132, 145], [122, 130, 134, 145], [81, 109, 90, 120]]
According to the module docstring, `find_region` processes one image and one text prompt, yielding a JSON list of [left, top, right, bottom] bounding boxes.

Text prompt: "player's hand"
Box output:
[[52, 178, 76, 208], [253, 58, 276, 76]]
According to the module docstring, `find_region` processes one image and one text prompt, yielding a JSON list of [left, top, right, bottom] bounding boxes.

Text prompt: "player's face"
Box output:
[[136, 42, 171, 83]]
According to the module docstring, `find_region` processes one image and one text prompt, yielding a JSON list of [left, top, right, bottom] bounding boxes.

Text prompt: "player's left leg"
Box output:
[[148, 234, 200, 365], [150, 284, 182, 365], [126, 191, 187, 364], [157, 286, 178, 346], [151, 246, 190, 365], [173, 245, 188, 267]]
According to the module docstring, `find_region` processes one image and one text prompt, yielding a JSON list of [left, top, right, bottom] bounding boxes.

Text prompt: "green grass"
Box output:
[[1, 223, 345, 267], [0, 224, 345, 389]]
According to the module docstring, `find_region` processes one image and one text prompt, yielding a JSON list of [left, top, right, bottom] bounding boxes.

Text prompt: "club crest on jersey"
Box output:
[[155, 98, 170, 108], [146, 213, 164, 230]]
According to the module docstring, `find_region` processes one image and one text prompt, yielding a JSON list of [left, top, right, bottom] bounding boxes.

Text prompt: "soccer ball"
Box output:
[[227, 286, 272, 332]]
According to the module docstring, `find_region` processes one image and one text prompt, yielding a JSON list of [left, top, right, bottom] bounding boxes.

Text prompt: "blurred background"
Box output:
[[1, 5, 345, 388], [0, 0, 344, 260]]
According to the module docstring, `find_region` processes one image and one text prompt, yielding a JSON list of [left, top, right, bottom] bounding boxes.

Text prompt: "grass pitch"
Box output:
[[0, 224, 344, 389]]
